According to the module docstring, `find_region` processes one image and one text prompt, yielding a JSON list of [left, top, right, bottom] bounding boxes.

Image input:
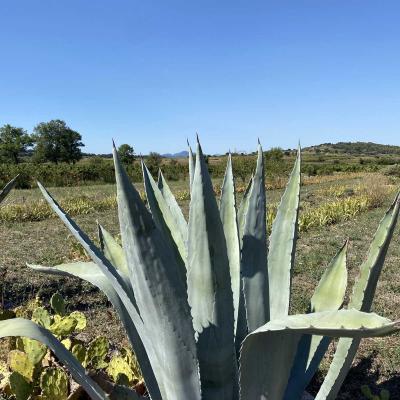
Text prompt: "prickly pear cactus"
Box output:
[[50, 315, 78, 337], [14, 298, 41, 319], [9, 371, 33, 400], [2, 285, 143, 398], [107, 355, 134, 385], [69, 311, 86, 331], [21, 337, 47, 365], [121, 347, 142, 382], [32, 306, 51, 329], [40, 367, 69, 400], [61, 337, 72, 350], [50, 292, 66, 316], [7, 350, 36, 382], [86, 336, 109, 369], [71, 343, 87, 367]]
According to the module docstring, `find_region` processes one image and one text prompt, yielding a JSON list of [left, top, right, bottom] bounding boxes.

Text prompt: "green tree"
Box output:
[[146, 152, 162, 176], [265, 147, 285, 176], [117, 144, 135, 164], [0, 124, 33, 164], [32, 120, 84, 163], [265, 147, 284, 162]]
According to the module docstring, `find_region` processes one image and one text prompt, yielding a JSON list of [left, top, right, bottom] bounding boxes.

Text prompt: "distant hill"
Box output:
[[161, 150, 189, 158], [304, 142, 400, 155]]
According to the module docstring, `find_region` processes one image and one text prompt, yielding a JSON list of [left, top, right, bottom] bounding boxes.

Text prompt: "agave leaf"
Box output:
[[142, 161, 187, 274], [0, 175, 18, 203], [311, 240, 348, 313], [350, 193, 400, 311], [237, 175, 253, 248], [241, 143, 269, 331], [157, 170, 187, 234], [113, 145, 201, 400], [240, 310, 400, 400], [235, 177, 253, 347], [98, 224, 134, 299], [284, 241, 348, 400], [188, 140, 195, 192], [188, 140, 236, 399], [268, 147, 301, 320], [27, 262, 163, 400], [219, 153, 241, 338], [0, 318, 108, 400], [37, 182, 135, 314], [316, 192, 400, 400], [36, 183, 165, 399], [98, 224, 128, 274]]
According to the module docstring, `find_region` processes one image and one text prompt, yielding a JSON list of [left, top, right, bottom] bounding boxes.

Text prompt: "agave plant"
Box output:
[[1, 141, 399, 400]]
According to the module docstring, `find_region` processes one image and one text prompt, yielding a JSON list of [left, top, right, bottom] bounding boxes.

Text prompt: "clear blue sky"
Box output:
[[1, 1, 400, 154]]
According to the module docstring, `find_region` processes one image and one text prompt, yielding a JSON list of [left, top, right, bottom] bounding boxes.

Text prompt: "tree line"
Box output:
[[0, 120, 141, 165], [0, 120, 84, 164]]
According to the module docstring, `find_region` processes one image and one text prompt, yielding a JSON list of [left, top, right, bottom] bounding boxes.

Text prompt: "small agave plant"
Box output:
[[1, 141, 400, 400]]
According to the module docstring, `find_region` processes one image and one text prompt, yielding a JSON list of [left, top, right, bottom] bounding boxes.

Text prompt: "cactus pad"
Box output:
[[7, 350, 36, 382], [50, 293, 66, 316], [61, 338, 72, 350], [50, 316, 78, 337], [107, 355, 134, 385], [40, 367, 69, 400], [71, 343, 87, 367], [86, 336, 109, 369], [120, 347, 141, 378], [9, 371, 33, 400], [32, 307, 52, 329], [21, 337, 47, 365], [69, 311, 87, 331]]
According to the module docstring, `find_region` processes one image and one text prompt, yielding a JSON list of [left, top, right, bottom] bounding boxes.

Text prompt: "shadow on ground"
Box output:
[[309, 351, 400, 400]]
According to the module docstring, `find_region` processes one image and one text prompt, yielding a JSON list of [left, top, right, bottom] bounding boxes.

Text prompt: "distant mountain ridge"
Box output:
[[304, 141, 400, 155], [161, 150, 189, 158]]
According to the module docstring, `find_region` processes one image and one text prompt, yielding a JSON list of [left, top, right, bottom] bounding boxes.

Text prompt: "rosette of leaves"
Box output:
[[0, 141, 400, 400]]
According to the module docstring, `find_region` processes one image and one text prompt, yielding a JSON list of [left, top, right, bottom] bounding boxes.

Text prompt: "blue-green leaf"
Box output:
[[268, 147, 301, 320], [0, 175, 18, 203], [27, 261, 162, 400], [219, 153, 241, 338], [98, 224, 128, 274], [241, 143, 269, 331], [188, 140, 236, 399], [237, 175, 253, 249], [188, 140, 195, 192], [98, 224, 134, 299], [142, 162, 187, 275], [316, 192, 400, 400], [113, 145, 201, 400], [240, 310, 399, 400], [157, 170, 187, 236], [284, 241, 348, 400]]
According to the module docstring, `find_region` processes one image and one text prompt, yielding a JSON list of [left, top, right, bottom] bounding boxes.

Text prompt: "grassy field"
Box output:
[[1, 170, 400, 399]]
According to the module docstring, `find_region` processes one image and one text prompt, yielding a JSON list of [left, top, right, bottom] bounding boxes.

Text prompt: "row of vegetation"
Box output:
[[0, 174, 393, 235], [305, 141, 400, 155], [2, 120, 400, 189], [0, 150, 398, 189]]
